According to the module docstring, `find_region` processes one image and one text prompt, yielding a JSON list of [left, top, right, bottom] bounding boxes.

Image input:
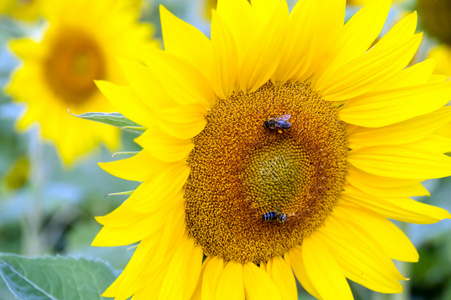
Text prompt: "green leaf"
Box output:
[[69, 110, 145, 131], [0, 254, 116, 300], [121, 126, 146, 135], [112, 151, 140, 157], [105, 190, 134, 197]]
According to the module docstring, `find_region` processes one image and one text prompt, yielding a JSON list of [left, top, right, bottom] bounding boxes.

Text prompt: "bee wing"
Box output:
[[278, 114, 291, 121], [276, 120, 292, 129]]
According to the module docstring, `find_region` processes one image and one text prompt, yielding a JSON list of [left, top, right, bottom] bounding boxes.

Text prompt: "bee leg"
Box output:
[[277, 129, 282, 134]]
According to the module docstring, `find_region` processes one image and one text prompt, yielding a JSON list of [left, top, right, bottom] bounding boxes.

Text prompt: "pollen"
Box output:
[[44, 28, 105, 105], [185, 81, 348, 264]]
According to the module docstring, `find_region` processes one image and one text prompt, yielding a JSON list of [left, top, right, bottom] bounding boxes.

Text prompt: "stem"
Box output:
[[371, 293, 391, 300], [21, 129, 45, 256]]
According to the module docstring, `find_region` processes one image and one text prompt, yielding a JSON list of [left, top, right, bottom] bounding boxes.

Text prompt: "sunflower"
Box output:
[[5, 0, 156, 165], [417, 0, 451, 77], [347, 0, 404, 5], [427, 44, 451, 77], [417, 0, 451, 45], [93, 0, 451, 299], [203, 0, 217, 20], [0, 0, 44, 21]]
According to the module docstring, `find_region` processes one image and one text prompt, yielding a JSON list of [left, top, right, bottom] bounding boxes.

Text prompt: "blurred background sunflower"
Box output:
[[417, 0, 451, 78], [0, 0, 45, 22], [0, 0, 451, 300], [5, 0, 159, 165]]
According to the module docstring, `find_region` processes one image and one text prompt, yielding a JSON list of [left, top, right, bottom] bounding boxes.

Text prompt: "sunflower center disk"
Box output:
[[185, 82, 348, 264], [245, 142, 309, 216], [45, 29, 105, 105]]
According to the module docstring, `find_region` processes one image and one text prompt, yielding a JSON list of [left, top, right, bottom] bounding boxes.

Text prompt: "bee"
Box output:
[[262, 209, 287, 223], [264, 114, 292, 133]]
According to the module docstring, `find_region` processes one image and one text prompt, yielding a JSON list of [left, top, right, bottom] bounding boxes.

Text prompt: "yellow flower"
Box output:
[[93, 0, 451, 299], [427, 44, 451, 77], [5, 0, 157, 165], [203, 0, 217, 20], [347, 0, 404, 5], [418, 0, 451, 46], [0, 0, 44, 21], [418, 0, 451, 78]]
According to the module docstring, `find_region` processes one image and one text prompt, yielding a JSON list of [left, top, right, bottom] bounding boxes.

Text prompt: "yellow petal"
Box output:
[[216, 261, 245, 300], [140, 49, 214, 107], [428, 44, 451, 77], [216, 0, 290, 92], [184, 242, 204, 300], [237, 0, 289, 92], [192, 257, 212, 300], [119, 205, 186, 299], [123, 166, 189, 214], [116, 58, 178, 111], [307, 0, 345, 82], [95, 80, 152, 128], [151, 203, 187, 264], [98, 150, 163, 182], [155, 102, 207, 140], [436, 122, 451, 139], [348, 179, 428, 198], [347, 167, 429, 197], [316, 0, 391, 90], [340, 81, 451, 127], [132, 269, 166, 300], [285, 246, 321, 299], [347, 165, 420, 189], [369, 58, 434, 92], [302, 234, 353, 300], [318, 214, 404, 293], [9, 38, 43, 59], [371, 12, 417, 53], [135, 127, 193, 162], [202, 256, 224, 300], [102, 238, 156, 299], [405, 135, 451, 154], [320, 34, 421, 101], [210, 9, 238, 99], [272, 0, 316, 83], [335, 203, 419, 262], [348, 145, 451, 179], [92, 196, 184, 246], [216, 0, 252, 56], [250, 0, 281, 13], [98, 159, 188, 217], [259, 261, 267, 273], [15, 103, 39, 130], [160, 5, 212, 79], [355, 11, 420, 93], [348, 106, 451, 149], [342, 187, 451, 224], [267, 256, 297, 300], [243, 262, 281, 300], [158, 236, 196, 299]]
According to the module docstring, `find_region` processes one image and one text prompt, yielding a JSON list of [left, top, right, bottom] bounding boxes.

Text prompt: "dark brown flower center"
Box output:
[[418, 0, 451, 46], [185, 81, 348, 263], [45, 28, 105, 105]]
